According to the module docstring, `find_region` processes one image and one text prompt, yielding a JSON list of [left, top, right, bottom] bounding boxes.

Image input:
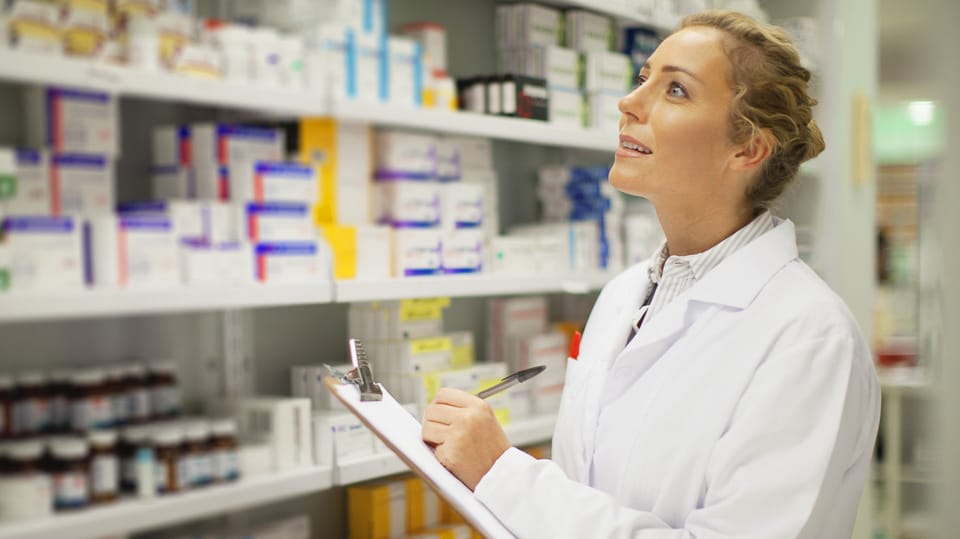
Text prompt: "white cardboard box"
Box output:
[[236, 397, 313, 472], [244, 201, 315, 242], [312, 410, 374, 467], [231, 161, 318, 204], [88, 214, 180, 289], [441, 229, 484, 274], [3, 148, 50, 215], [392, 228, 442, 277], [253, 240, 331, 283], [2, 216, 84, 291], [152, 124, 284, 166], [51, 153, 114, 216], [26, 87, 118, 156]]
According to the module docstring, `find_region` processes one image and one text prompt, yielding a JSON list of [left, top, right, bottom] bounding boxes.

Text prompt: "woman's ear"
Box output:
[[732, 128, 773, 171]]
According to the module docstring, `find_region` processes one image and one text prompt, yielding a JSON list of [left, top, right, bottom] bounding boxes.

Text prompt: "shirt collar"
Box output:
[[647, 211, 775, 284]]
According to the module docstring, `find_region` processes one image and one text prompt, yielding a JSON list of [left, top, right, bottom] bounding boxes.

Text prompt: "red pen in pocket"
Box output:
[[569, 330, 582, 360]]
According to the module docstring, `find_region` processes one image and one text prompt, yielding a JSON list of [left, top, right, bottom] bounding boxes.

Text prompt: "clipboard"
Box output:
[[324, 372, 516, 539]]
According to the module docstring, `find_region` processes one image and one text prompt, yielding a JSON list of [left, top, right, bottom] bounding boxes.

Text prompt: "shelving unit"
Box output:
[[0, 272, 614, 322], [0, 466, 334, 539]]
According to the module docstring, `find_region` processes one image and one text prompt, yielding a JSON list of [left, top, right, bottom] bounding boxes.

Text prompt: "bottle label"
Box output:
[[53, 471, 89, 508], [112, 394, 128, 426], [91, 454, 118, 496], [155, 460, 169, 493], [14, 398, 51, 434], [150, 387, 180, 417], [176, 456, 189, 490], [127, 388, 151, 421], [70, 397, 113, 431], [51, 395, 70, 431], [189, 453, 213, 486], [214, 449, 239, 481]]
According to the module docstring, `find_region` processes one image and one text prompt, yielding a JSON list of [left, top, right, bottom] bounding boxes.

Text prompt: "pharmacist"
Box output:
[[422, 10, 881, 538]]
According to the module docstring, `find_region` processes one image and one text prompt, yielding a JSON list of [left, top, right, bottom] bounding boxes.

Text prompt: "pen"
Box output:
[[475, 365, 546, 399]]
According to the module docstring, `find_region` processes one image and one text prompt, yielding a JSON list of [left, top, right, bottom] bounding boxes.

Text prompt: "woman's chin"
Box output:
[[608, 166, 648, 198]]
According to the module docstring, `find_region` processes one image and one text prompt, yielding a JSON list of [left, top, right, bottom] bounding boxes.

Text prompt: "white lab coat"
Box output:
[[474, 219, 881, 538]]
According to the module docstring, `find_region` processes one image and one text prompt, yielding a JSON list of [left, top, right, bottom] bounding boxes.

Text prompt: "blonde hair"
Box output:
[[680, 10, 825, 211]]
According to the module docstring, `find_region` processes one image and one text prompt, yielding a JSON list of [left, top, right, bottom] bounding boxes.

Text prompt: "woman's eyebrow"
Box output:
[[641, 62, 703, 84]]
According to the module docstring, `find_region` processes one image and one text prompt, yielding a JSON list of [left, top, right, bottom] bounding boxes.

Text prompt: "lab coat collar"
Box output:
[[685, 218, 799, 309]]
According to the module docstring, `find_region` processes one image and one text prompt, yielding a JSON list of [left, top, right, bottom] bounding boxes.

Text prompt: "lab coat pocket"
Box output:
[[559, 357, 591, 410]]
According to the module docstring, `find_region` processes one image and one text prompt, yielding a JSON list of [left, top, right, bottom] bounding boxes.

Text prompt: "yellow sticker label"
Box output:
[[450, 344, 474, 369], [410, 337, 452, 355], [400, 298, 450, 321]]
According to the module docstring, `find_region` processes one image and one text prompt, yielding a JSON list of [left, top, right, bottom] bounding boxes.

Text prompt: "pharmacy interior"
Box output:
[[0, 0, 926, 537]]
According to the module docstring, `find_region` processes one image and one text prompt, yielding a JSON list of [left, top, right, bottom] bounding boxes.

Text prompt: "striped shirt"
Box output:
[[642, 211, 776, 325]]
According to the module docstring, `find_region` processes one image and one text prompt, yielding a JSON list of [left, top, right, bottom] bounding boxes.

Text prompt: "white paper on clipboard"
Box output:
[[325, 378, 516, 539]]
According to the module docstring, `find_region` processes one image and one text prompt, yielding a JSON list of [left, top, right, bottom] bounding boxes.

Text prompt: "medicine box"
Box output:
[[566, 10, 614, 52], [348, 300, 445, 343], [253, 240, 331, 283], [26, 87, 118, 156], [0, 148, 13, 205], [584, 50, 632, 93], [312, 411, 374, 467], [236, 397, 313, 472], [356, 32, 382, 103], [51, 152, 114, 216], [152, 124, 284, 166], [487, 296, 548, 364], [385, 37, 423, 107], [447, 137, 493, 171], [435, 139, 461, 181], [291, 364, 352, 412], [376, 181, 441, 228], [441, 229, 483, 274], [230, 161, 318, 204], [374, 131, 438, 180], [302, 24, 357, 102], [297, 119, 372, 225], [1, 216, 84, 291], [244, 201, 314, 242], [392, 228, 442, 277], [117, 200, 239, 245], [88, 214, 180, 289], [496, 3, 562, 48], [8, 1, 61, 55], [151, 165, 196, 200], [180, 241, 254, 286], [548, 88, 585, 128], [348, 478, 414, 539], [4, 148, 50, 215], [588, 91, 623, 132], [501, 76, 549, 121], [321, 224, 392, 280], [519, 46, 581, 91]]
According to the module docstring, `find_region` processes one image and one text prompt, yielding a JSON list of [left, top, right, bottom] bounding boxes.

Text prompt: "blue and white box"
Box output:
[[441, 229, 484, 274], [181, 240, 254, 286], [302, 24, 356, 102], [376, 181, 440, 228], [374, 131, 438, 180], [440, 183, 483, 230], [4, 148, 51, 215], [117, 201, 240, 245], [356, 32, 382, 103], [435, 139, 460, 182], [384, 37, 423, 107], [26, 87, 119, 156], [253, 241, 331, 283], [87, 214, 180, 289], [244, 202, 314, 242], [152, 165, 195, 200], [1, 216, 84, 291], [51, 153, 113, 216], [152, 124, 285, 167], [231, 161, 317, 203], [393, 229, 442, 277]]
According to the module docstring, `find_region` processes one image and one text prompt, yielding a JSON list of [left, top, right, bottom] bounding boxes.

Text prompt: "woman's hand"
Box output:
[[422, 387, 512, 490]]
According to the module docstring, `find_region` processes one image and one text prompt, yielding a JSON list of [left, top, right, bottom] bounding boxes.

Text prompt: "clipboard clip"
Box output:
[[324, 338, 383, 402]]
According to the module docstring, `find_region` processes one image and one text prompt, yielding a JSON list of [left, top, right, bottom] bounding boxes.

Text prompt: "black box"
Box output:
[[501, 75, 549, 121]]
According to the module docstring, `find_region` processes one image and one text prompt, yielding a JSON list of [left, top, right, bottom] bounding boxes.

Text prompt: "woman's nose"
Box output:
[[618, 85, 647, 123]]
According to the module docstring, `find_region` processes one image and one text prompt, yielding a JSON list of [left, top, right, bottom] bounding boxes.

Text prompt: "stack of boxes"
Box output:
[[148, 122, 331, 285], [0, 86, 117, 293], [495, 4, 633, 131], [373, 131, 493, 278]]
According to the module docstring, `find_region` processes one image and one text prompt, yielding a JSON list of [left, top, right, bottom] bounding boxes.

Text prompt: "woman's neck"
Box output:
[[655, 203, 756, 257]]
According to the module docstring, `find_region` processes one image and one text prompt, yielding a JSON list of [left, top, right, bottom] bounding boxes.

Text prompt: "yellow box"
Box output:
[[299, 118, 373, 226], [322, 224, 358, 279], [348, 479, 408, 539]]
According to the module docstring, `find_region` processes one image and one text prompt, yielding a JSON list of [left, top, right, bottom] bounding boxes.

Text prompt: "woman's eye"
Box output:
[[668, 82, 688, 98], [636, 75, 648, 87]]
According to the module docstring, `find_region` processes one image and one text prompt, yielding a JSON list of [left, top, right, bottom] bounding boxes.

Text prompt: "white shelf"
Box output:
[[0, 51, 328, 116], [334, 100, 616, 152], [335, 272, 614, 303], [0, 283, 334, 322], [335, 413, 557, 486], [538, 0, 676, 32], [0, 51, 616, 151], [0, 466, 333, 539]]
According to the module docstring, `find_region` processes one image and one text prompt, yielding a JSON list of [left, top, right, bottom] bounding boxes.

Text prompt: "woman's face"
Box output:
[[610, 26, 741, 207]]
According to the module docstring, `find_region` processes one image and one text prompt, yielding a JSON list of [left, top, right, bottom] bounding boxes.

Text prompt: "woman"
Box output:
[[422, 10, 880, 538]]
